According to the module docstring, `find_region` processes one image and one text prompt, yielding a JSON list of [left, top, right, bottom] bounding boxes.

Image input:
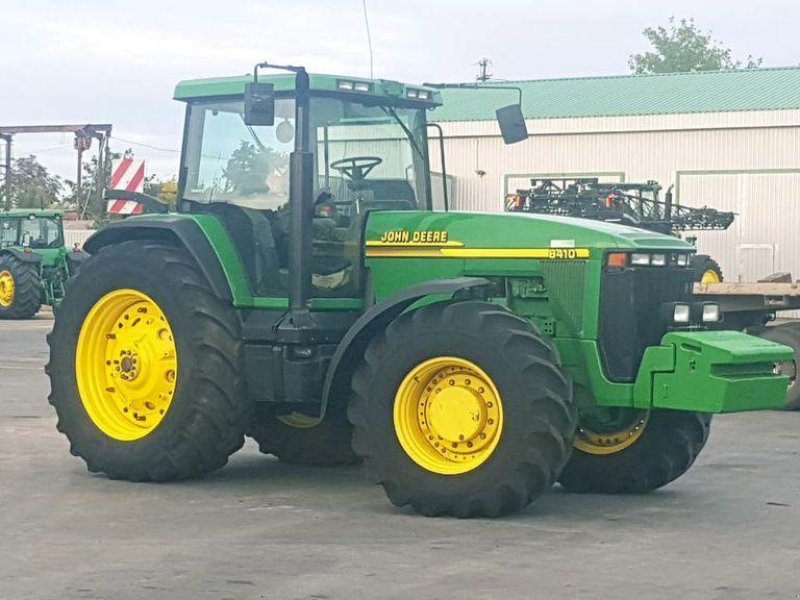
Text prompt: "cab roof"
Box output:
[[174, 72, 441, 106], [1, 209, 63, 219]]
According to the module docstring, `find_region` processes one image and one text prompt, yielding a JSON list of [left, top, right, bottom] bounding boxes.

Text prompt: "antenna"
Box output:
[[362, 0, 374, 78], [476, 58, 493, 82]]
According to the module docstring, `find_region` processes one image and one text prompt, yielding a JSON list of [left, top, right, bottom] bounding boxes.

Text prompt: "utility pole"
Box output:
[[0, 124, 112, 215], [476, 57, 493, 83]]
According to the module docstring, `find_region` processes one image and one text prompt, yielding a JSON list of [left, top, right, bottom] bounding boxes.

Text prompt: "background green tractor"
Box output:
[[0, 210, 88, 319], [47, 63, 792, 518]]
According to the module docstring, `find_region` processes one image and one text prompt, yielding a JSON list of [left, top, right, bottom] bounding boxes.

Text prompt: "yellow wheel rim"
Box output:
[[277, 413, 322, 428], [701, 269, 721, 283], [75, 289, 178, 441], [574, 410, 649, 455], [0, 270, 15, 308], [393, 356, 503, 475]]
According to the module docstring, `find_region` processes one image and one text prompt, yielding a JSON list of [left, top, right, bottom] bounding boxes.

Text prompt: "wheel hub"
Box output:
[[394, 356, 503, 475], [0, 270, 15, 308], [76, 289, 178, 441], [574, 409, 649, 455]]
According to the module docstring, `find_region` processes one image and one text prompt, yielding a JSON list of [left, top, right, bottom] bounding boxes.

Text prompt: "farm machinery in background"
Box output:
[[505, 178, 732, 282], [0, 210, 88, 319]]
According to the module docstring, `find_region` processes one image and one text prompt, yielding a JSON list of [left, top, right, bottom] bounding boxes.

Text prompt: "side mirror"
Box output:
[[244, 82, 276, 126], [496, 104, 528, 145]]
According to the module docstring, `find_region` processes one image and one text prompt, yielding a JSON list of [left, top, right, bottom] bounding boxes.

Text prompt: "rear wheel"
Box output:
[[691, 255, 723, 283], [47, 241, 249, 481], [559, 408, 711, 493], [247, 404, 360, 466], [0, 255, 42, 319], [348, 301, 576, 518], [751, 325, 800, 410]]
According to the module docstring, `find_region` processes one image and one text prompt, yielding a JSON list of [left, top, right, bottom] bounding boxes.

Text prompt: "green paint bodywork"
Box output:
[[167, 206, 791, 414], [115, 72, 792, 416], [174, 72, 441, 106]]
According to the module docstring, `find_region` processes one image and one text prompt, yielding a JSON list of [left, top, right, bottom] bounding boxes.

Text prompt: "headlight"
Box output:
[[631, 253, 650, 266], [651, 254, 667, 267], [353, 81, 371, 92], [676, 254, 689, 267], [702, 303, 721, 323], [673, 303, 691, 324]]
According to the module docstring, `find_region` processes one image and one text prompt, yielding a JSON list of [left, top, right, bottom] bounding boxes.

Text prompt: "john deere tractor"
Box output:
[[0, 210, 87, 319], [47, 63, 792, 518]]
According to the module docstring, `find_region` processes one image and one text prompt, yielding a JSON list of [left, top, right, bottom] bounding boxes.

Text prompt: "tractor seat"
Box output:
[[207, 202, 284, 295], [347, 178, 415, 202]]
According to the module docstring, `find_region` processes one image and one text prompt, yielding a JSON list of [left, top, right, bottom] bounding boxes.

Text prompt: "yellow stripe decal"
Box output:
[[366, 247, 591, 259]]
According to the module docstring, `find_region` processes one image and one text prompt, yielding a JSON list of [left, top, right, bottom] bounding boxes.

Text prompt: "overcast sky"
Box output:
[[1, 0, 799, 182]]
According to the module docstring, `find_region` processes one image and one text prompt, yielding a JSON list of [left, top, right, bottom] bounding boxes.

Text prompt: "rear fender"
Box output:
[[83, 216, 233, 301], [0, 248, 42, 265]]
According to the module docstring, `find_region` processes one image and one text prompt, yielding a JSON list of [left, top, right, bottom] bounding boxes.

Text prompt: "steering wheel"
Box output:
[[330, 156, 383, 181]]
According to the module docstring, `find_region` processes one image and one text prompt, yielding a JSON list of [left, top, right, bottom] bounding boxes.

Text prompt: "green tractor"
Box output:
[[0, 210, 87, 319], [47, 64, 792, 518]]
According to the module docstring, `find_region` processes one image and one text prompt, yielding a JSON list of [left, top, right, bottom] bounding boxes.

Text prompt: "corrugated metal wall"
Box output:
[[428, 109, 800, 280]]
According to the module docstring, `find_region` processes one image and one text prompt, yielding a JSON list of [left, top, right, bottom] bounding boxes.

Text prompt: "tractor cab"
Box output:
[[0, 211, 65, 252], [175, 71, 441, 299]]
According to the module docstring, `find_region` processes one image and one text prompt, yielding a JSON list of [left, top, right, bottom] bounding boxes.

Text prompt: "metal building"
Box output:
[[428, 67, 800, 282]]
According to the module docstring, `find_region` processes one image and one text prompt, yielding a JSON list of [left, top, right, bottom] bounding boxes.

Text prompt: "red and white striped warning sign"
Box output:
[[107, 158, 146, 215]]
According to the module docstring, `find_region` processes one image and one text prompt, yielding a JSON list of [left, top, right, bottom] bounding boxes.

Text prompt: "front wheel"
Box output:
[[0, 255, 42, 319], [559, 408, 711, 494], [348, 301, 576, 518], [47, 241, 250, 481]]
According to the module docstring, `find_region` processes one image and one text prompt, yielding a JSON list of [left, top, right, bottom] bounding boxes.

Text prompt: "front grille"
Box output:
[[541, 260, 587, 335], [598, 266, 694, 381]]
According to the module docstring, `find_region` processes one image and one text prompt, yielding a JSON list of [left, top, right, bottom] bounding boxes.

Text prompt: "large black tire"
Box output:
[[47, 240, 249, 481], [751, 325, 800, 410], [691, 254, 723, 283], [348, 301, 576, 518], [247, 404, 360, 466], [559, 409, 711, 494], [0, 254, 42, 319]]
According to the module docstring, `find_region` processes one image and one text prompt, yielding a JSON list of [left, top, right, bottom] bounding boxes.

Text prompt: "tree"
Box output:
[[222, 141, 288, 195], [629, 17, 762, 74], [5, 155, 63, 210], [143, 174, 178, 208]]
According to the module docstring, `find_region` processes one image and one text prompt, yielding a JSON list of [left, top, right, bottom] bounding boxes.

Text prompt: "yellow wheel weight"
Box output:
[[393, 356, 503, 475], [701, 269, 721, 284], [75, 289, 178, 441], [574, 411, 649, 455], [0, 270, 15, 308]]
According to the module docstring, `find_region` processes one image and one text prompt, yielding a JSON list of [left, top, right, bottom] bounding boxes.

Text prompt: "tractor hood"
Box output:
[[365, 211, 692, 258]]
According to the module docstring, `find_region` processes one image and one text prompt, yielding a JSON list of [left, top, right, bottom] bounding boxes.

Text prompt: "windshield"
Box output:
[[181, 96, 430, 211], [0, 216, 63, 249]]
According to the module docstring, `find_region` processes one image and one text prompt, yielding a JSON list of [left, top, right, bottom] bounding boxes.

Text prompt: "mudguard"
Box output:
[[84, 216, 232, 301], [319, 277, 491, 417], [0, 248, 42, 264]]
